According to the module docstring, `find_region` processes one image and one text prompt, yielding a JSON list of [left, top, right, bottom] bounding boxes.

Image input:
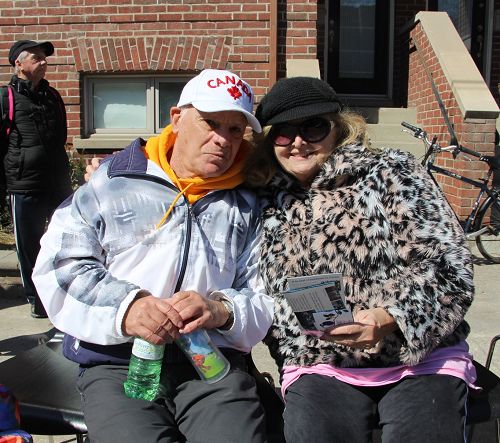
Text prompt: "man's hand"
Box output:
[[84, 157, 102, 182], [122, 291, 184, 345], [168, 291, 230, 334], [320, 307, 397, 349]]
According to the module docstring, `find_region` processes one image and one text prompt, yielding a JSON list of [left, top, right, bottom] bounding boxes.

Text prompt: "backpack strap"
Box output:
[[0, 86, 14, 139], [6, 86, 13, 136]]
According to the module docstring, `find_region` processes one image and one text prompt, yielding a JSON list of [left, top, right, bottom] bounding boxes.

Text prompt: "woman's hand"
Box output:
[[84, 157, 103, 182], [320, 307, 397, 349]]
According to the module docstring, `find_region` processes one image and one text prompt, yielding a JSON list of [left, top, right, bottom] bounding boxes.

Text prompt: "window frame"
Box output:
[[83, 74, 191, 138]]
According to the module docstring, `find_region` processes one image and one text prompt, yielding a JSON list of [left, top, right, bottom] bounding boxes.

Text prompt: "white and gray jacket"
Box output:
[[33, 139, 273, 365]]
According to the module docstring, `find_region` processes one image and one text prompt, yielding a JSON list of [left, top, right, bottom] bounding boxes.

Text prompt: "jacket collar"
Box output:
[[9, 74, 49, 94], [270, 143, 376, 192], [107, 138, 148, 177]]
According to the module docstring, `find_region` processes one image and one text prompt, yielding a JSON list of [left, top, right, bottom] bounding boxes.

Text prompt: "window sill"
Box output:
[[73, 135, 153, 154]]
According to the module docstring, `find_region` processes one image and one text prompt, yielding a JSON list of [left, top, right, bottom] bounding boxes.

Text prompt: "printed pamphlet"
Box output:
[[284, 273, 353, 336]]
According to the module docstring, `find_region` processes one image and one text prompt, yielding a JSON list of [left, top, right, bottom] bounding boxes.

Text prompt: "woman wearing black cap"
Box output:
[[245, 77, 475, 442]]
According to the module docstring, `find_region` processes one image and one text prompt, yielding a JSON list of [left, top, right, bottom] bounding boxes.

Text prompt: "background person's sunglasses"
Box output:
[[271, 117, 334, 146]]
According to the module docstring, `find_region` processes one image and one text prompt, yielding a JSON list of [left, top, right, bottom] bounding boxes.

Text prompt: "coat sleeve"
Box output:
[[371, 152, 474, 365], [212, 206, 274, 352], [0, 87, 10, 194], [32, 173, 141, 345], [49, 86, 67, 145]]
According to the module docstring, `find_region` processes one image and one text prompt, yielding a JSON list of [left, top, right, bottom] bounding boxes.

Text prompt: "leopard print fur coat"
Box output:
[[258, 143, 474, 370]]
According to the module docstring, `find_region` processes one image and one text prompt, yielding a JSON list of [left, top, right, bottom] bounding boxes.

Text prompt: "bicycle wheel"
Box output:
[[474, 194, 500, 263]]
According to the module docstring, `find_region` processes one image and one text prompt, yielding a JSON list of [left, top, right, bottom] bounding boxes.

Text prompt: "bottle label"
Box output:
[[176, 330, 230, 383], [132, 338, 164, 360]]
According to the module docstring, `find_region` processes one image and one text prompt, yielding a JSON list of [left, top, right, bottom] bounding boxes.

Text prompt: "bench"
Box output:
[[0, 338, 498, 442]]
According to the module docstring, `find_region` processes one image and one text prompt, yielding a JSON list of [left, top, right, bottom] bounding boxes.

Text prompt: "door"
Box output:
[[326, 0, 390, 95]]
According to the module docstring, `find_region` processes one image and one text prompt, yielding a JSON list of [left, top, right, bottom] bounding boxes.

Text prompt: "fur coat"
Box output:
[[259, 144, 474, 370]]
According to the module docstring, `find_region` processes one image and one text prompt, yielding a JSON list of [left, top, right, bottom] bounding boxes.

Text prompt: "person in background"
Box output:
[[33, 69, 274, 443], [0, 40, 72, 318], [245, 76, 475, 443]]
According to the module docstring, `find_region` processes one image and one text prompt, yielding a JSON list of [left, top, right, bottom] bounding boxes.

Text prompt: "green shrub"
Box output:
[[0, 155, 87, 236], [70, 155, 87, 190]]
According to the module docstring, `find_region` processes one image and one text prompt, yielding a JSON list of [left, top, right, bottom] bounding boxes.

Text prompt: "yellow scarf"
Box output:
[[144, 124, 249, 227]]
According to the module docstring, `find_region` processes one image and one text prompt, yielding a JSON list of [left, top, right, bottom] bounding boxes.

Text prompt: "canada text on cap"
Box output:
[[177, 69, 262, 133]]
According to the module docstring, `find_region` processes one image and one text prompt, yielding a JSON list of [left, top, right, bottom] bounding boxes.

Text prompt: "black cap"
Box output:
[[8, 40, 54, 66], [255, 77, 344, 127]]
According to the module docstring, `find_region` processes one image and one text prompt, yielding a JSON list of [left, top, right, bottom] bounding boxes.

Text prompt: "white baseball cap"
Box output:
[[177, 69, 262, 133]]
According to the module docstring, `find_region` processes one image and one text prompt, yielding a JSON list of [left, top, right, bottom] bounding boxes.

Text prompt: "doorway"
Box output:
[[325, 0, 391, 96]]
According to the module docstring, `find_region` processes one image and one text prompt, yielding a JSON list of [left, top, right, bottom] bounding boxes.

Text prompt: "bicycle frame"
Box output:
[[425, 161, 497, 235], [402, 120, 500, 261]]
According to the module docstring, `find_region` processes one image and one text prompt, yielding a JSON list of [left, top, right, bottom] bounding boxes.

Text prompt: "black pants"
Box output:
[[283, 373, 468, 443], [77, 350, 267, 443], [10, 192, 58, 314]]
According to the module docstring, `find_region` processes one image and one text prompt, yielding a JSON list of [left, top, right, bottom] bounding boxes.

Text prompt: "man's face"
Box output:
[[16, 47, 48, 84], [169, 106, 247, 179]]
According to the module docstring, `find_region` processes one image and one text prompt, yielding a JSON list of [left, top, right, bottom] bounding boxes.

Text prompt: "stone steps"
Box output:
[[355, 107, 425, 158]]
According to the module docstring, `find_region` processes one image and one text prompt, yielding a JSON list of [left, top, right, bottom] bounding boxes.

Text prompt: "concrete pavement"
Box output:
[[0, 242, 499, 442]]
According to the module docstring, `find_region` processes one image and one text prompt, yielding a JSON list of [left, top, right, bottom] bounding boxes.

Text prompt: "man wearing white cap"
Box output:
[[32, 69, 273, 442]]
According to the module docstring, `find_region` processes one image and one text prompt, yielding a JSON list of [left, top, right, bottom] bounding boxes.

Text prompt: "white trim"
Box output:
[[463, 384, 469, 442], [9, 195, 24, 288]]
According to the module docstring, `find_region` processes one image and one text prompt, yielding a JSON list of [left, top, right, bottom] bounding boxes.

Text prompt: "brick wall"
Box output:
[[1, 0, 497, 152], [0, 0, 273, 145], [277, 0, 318, 79], [408, 20, 497, 219]]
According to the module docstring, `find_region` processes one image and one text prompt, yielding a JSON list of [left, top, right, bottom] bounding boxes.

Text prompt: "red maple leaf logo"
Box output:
[[227, 86, 242, 100]]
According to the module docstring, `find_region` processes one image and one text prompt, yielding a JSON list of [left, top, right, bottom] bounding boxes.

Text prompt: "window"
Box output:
[[84, 75, 189, 137], [338, 0, 376, 79], [92, 79, 147, 130]]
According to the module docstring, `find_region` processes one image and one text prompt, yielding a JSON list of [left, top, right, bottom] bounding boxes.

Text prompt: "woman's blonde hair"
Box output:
[[244, 110, 374, 187]]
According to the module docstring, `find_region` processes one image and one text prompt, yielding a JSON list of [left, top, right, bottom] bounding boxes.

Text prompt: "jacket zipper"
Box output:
[[117, 171, 191, 294], [174, 196, 192, 293]]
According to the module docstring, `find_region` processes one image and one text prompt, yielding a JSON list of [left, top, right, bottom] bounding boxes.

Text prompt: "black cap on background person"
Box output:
[[8, 40, 54, 66]]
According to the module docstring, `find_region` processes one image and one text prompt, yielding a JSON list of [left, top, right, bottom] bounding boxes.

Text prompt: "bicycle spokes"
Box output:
[[474, 196, 500, 263]]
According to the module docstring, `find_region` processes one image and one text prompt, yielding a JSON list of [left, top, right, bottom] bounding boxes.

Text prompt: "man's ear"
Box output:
[[170, 107, 182, 133]]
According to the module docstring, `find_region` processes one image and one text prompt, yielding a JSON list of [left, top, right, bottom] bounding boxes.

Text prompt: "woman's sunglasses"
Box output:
[[271, 117, 334, 147]]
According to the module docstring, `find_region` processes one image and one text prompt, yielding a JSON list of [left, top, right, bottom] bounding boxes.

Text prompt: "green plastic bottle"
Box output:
[[123, 338, 164, 401]]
